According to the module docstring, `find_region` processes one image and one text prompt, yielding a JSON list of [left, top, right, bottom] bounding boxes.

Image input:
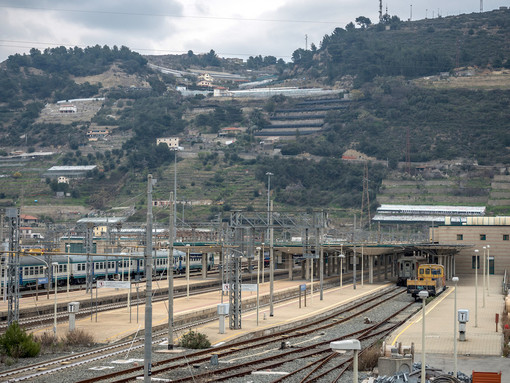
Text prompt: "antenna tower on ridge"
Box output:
[[379, 0, 383, 21], [480, 0, 483, 12]]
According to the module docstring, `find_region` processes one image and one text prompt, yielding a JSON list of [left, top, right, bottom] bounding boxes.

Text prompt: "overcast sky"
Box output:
[[0, 1, 505, 63]]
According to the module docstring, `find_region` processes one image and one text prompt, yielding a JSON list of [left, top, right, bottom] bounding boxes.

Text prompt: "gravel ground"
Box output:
[[1, 291, 418, 383]]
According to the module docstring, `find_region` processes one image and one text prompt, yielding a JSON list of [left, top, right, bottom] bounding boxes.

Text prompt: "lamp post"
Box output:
[[487, 245, 490, 297], [330, 339, 361, 383], [482, 246, 486, 308], [266, 172, 273, 227], [353, 246, 357, 290], [452, 276, 459, 378], [265, 172, 274, 317], [474, 249, 479, 328], [418, 290, 429, 383], [185, 244, 190, 300], [256, 246, 261, 326], [52, 262, 59, 337], [261, 242, 265, 284], [168, 191, 175, 350], [66, 244, 71, 295], [339, 252, 345, 288]]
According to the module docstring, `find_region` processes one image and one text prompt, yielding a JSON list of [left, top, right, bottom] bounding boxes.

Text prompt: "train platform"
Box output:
[[386, 273, 508, 375], [19, 275, 390, 345], [5, 272, 508, 376]]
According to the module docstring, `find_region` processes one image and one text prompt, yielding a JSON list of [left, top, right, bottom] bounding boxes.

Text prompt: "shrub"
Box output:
[[178, 330, 211, 349], [63, 329, 94, 347], [33, 332, 57, 349], [359, 343, 381, 370], [0, 322, 41, 358]]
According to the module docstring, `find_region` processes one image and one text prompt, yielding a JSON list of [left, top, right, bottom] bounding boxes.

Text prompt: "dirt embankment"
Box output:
[[22, 205, 89, 220]]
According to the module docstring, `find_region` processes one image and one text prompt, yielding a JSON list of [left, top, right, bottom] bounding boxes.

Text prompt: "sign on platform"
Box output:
[[222, 283, 230, 292], [97, 281, 131, 289], [37, 277, 48, 285], [300, 284, 307, 291], [241, 284, 257, 292]]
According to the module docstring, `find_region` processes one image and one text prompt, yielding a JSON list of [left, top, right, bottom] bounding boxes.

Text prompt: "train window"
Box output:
[[480, 234, 486, 241], [419, 269, 424, 275], [456, 234, 463, 240], [425, 268, 430, 275], [29, 267, 34, 276], [504, 235, 509, 241]]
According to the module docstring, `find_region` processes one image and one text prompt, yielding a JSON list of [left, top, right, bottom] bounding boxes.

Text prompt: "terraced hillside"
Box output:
[[256, 97, 348, 138], [377, 179, 489, 206], [136, 156, 269, 222], [489, 175, 510, 207]]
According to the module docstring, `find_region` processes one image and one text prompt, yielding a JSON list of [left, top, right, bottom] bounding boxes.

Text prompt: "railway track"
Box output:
[[1, 274, 396, 383], [11, 285, 412, 383], [94, 286, 414, 383], [0, 285, 222, 333], [0, 269, 336, 332]]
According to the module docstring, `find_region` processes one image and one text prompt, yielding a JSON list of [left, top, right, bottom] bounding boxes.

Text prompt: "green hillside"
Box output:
[[1, 9, 510, 224]]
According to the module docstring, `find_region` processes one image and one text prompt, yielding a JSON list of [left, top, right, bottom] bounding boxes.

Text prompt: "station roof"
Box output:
[[376, 204, 485, 215]]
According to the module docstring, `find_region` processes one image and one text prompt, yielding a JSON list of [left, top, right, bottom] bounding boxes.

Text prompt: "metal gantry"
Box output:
[[84, 223, 94, 293], [6, 207, 20, 325], [224, 210, 327, 328]]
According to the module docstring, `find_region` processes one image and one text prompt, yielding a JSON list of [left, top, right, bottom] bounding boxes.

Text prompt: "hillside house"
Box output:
[[59, 104, 77, 113], [20, 214, 38, 226], [156, 137, 179, 149], [197, 80, 213, 88], [218, 127, 243, 137], [198, 73, 214, 82], [87, 128, 109, 141], [44, 165, 97, 179]]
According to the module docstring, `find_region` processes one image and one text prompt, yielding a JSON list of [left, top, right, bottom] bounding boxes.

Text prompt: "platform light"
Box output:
[[52, 262, 59, 338], [474, 249, 479, 327], [339, 252, 346, 288], [452, 276, 459, 377], [330, 339, 361, 383], [418, 290, 429, 383]]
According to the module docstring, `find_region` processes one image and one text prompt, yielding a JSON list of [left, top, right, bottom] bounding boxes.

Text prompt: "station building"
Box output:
[[430, 216, 510, 275]]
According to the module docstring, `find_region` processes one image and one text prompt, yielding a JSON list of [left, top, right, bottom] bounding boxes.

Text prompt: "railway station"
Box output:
[[0, 262, 507, 381], [1, 207, 510, 381]]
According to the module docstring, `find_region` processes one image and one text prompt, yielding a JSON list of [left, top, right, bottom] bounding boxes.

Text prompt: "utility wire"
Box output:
[[0, 4, 341, 25]]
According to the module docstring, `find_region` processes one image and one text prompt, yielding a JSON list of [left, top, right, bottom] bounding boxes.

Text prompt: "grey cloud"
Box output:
[[6, 1, 184, 33]]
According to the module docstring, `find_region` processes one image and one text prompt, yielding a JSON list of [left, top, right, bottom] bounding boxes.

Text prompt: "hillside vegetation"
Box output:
[[1, 9, 510, 223]]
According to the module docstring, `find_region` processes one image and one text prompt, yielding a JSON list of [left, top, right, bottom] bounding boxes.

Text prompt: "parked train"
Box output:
[[406, 264, 446, 299], [1, 250, 214, 289], [396, 256, 427, 286]]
